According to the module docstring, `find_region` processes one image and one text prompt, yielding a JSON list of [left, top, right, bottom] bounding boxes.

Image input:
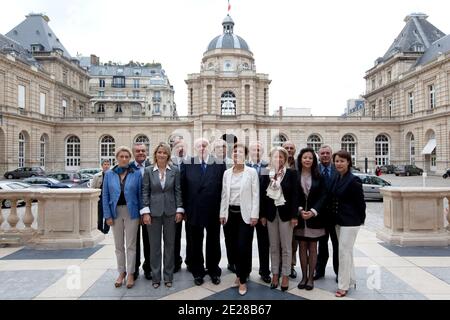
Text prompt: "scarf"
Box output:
[[266, 167, 286, 206]]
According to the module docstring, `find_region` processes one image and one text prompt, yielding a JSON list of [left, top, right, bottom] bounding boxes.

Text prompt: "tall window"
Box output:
[[371, 78, 375, 90], [62, 99, 67, 117], [408, 92, 414, 114], [66, 136, 81, 169], [375, 135, 390, 166], [112, 76, 125, 88], [429, 84, 435, 109], [97, 104, 105, 113], [387, 99, 392, 117], [18, 85, 25, 109], [387, 70, 392, 83], [307, 134, 323, 153], [341, 134, 357, 165], [409, 134, 415, 165], [100, 135, 115, 166], [221, 91, 236, 116], [273, 134, 287, 147], [115, 104, 123, 113], [40, 92, 46, 114], [134, 135, 150, 153], [371, 104, 376, 117], [18, 132, 25, 168], [40, 135, 46, 168], [431, 148, 437, 168], [133, 79, 140, 88], [99, 78, 105, 88]]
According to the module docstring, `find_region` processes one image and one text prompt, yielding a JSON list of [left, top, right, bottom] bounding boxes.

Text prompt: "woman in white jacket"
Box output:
[[220, 143, 260, 296]]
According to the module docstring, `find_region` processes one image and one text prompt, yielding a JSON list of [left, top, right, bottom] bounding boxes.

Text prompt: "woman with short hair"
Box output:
[[260, 147, 299, 291], [103, 146, 142, 289], [331, 150, 366, 297], [220, 143, 259, 296]]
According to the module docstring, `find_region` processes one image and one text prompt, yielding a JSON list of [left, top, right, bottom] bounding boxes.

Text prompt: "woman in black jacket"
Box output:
[[295, 148, 327, 291], [331, 150, 366, 297], [260, 146, 299, 291]]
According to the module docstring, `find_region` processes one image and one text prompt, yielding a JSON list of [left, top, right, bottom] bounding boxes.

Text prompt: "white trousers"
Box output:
[[336, 225, 360, 291]]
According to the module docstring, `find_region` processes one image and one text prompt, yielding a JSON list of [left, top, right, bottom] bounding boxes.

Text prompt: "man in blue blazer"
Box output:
[[315, 145, 339, 281], [180, 138, 226, 286]]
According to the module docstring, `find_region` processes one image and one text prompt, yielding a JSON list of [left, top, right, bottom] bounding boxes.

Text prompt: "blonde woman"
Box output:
[[260, 147, 299, 291], [103, 146, 142, 289], [141, 142, 184, 288]]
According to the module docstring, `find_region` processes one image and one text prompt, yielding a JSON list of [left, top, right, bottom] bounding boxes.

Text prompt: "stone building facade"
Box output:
[[0, 13, 449, 174]]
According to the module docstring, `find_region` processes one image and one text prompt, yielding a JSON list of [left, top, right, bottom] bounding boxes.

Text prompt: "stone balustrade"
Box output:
[[0, 189, 104, 249], [377, 187, 450, 246]]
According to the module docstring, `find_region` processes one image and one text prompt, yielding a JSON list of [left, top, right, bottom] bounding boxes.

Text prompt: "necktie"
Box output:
[[201, 160, 207, 175], [323, 166, 329, 178]]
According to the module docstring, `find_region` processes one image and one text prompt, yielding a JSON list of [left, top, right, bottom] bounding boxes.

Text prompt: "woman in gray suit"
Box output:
[[141, 142, 184, 288]]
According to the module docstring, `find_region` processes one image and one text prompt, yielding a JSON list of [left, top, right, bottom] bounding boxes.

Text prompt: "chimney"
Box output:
[[279, 106, 283, 118], [90, 54, 100, 66]]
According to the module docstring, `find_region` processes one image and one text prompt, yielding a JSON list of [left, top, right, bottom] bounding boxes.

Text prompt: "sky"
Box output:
[[1, 0, 449, 116]]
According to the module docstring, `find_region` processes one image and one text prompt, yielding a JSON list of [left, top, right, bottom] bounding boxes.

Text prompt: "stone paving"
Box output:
[[0, 174, 449, 300]]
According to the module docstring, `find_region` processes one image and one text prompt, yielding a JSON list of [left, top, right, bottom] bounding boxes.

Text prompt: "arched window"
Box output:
[[65, 135, 81, 170], [100, 135, 116, 166], [18, 132, 26, 168], [221, 91, 236, 116], [307, 134, 323, 153], [375, 135, 390, 166], [273, 134, 288, 147], [40, 135, 47, 168], [409, 134, 415, 165], [134, 135, 150, 153], [341, 134, 357, 165]]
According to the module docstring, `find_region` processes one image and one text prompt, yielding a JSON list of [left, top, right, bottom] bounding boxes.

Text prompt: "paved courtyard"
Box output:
[[0, 174, 449, 300]]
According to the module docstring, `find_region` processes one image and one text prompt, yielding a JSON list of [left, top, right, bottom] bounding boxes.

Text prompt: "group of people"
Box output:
[[92, 138, 366, 298]]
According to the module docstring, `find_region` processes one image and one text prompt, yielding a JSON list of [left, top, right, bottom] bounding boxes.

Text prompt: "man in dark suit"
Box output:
[[246, 141, 271, 284], [180, 138, 226, 286], [132, 142, 152, 281], [171, 138, 191, 273], [315, 144, 339, 281]]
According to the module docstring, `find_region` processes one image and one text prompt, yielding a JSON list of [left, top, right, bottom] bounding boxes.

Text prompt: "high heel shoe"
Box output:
[[238, 284, 247, 296], [280, 276, 289, 292], [126, 275, 135, 289], [335, 289, 347, 297], [270, 281, 279, 289], [270, 275, 279, 289], [297, 278, 307, 290], [114, 272, 126, 288]]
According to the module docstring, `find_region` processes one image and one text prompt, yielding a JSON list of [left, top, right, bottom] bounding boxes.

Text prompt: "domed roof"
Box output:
[[206, 15, 250, 52]]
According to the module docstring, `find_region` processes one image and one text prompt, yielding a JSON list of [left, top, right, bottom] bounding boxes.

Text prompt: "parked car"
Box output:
[[3, 167, 45, 179], [0, 181, 31, 208], [78, 168, 101, 176], [380, 164, 397, 174], [23, 177, 70, 189], [354, 173, 391, 201], [394, 165, 424, 176], [443, 168, 450, 179], [46, 172, 85, 185]]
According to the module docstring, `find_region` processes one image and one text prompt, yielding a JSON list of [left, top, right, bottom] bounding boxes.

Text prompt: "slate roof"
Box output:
[[206, 15, 250, 52], [5, 13, 72, 59], [381, 13, 445, 62]]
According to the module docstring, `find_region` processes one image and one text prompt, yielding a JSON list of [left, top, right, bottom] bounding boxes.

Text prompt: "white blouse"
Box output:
[[229, 172, 244, 206]]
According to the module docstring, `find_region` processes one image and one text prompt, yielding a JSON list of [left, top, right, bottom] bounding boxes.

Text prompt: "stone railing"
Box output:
[[0, 189, 104, 249], [377, 187, 450, 246]]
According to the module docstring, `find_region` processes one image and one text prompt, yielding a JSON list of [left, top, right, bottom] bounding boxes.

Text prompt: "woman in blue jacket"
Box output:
[[103, 146, 143, 289]]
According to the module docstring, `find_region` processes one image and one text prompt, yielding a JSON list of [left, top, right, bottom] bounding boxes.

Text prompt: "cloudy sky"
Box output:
[[1, 0, 448, 116]]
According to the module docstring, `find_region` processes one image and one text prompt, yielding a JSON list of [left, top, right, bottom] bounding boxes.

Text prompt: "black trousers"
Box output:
[[223, 207, 254, 284], [189, 221, 221, 279], [135, 223, 151, 275], [254, 221, 270, 276], [174, 220, 192, 268], [316, 223, 339, 276], [97, 199, 110, 234]]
